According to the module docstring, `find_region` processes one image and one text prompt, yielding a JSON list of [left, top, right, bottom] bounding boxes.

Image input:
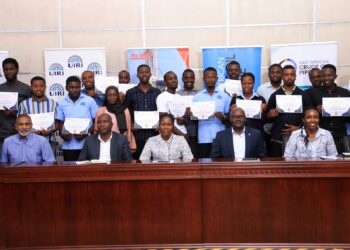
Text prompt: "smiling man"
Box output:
[[1, 114, 55, 163]]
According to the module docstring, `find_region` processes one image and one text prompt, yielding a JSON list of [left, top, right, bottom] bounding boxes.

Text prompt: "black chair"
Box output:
[[343, 135, 350, 153]]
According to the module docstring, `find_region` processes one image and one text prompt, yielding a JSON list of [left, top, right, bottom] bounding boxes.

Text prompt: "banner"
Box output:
[[0, 51, 9, 83], [127, 47, 189, 89], [202, 46, 262, 91], [44, 48, 106, 102], [271, 42, 337, 89]]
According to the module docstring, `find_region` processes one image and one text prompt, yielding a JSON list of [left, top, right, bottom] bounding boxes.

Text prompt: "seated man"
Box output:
[[1, 114, 55, 163], [210, 107, 266, 159], [78, 113, 133, 161]]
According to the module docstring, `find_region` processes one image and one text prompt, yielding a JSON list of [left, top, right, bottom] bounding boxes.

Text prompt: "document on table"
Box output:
[[29, 112, 55, 131], [62, 118, 90, 134], [0, 92, 18, 110], [190, 101, 216, 120]]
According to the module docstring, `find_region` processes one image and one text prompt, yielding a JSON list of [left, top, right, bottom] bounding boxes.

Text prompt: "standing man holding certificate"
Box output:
[[191, 67, 231, 158], [0, 58, 31, 154], [18, 76, 58, 154], [267, 65, 311, 157], [55, 76, 99, 161], [124, 64, 161, 159], [310, 64, 350, 152]]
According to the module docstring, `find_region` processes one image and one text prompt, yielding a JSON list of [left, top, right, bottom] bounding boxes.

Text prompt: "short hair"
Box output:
[[226, 60, 240, 71], [16, 114, 32, 124], [30, 76, 46, 85], [137, 64, 151, 73], [303, 107, 319, 118], [163, 71, 176, 81], [241, 72, 255, 83], [308, 67, 321, 75], [182, 68, 195, 78], [282, 64, 296, 72], [118, 70, 130, 76], [268, 63, 282, 72], [159, 113, 174, 125], [66, 75, 81, 86], [203, 67, 217, 76], [322, 64, 337, 73], [2, 58, 19, 69]]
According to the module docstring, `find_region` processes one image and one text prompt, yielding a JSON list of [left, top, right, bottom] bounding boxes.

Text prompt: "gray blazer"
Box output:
[[78, 132, 133, 161]]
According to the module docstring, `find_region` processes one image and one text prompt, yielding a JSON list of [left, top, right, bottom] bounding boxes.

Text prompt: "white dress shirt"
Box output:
[[232, 127, 246, 159], [98, 134, 112, 161]]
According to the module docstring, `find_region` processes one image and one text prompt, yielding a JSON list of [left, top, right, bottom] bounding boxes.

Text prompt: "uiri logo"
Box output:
[[87, 62, 102, 75], [68, 55, 83, 68], [49, 83, 65, 97], [49, 63, 64, 76]]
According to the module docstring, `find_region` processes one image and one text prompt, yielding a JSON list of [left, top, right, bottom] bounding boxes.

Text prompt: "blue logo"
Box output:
[[49, 63, 64, 76], [49, 83, 65, 96], [67, 55, 83, 68], [80, 102, 86, 106], [87, 62, 103, 75], [279, 58, 298, 69]]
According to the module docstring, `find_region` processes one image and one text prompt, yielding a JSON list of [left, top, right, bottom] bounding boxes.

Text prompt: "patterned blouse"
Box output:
[[140, 134, 194, 161], [284, 127, 338, 158]]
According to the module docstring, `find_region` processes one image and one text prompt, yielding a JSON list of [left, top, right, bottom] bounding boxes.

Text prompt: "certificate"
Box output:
[[168, 100, 186, 118], [223, 79, 242, 96], [116, 83, 136, 94], [236, 99, 262, 119], [181, 95, 194, 108], [0, 92, 18, 110], [95, 76, 119, 93], [29, 112, 55, 131], [62, 118, 90, 134], [322, 97, 350, 117], [134, 111, 159, 129], [190, 101, 216, 120], [276, 95, 302, 113]]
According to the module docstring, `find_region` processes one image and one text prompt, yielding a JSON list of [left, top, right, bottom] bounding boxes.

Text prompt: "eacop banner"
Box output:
[[127, 47, 189, 89], [44, 48, 106, 102], [0, 51, 9, 83], [271, 42, 337, 89], [202, 46, 262, 91]]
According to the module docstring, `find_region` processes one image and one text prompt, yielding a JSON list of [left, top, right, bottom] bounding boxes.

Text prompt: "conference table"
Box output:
[[1, 158, 350, 250]]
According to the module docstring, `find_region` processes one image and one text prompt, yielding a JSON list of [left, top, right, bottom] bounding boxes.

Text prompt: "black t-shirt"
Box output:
[[0, 81, 31, 141]]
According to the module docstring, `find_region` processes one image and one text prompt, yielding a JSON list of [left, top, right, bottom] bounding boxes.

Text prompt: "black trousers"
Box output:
[[188, 136, 199, 159], [63, 150, 81, 161], [134, 139, 147, 160], [198, 143, 212, 158]]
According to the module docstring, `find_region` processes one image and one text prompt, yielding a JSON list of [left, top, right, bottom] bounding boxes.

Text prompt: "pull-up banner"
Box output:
[[0, 51, 9, 83], [44, 48, 106, 102]]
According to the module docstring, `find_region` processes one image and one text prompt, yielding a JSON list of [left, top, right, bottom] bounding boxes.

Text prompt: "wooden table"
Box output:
[[1, 158, 350, 249]]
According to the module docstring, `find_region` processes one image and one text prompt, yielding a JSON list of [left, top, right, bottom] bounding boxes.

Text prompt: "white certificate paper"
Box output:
[[236, 99, 262, 119], [63, 118, 90, 134], [181, 95, 194, 108], [223, 79, 242, 96], [168, 100, 186, 118], [0, 92, 18, 110], [322, 97, 350, 117], [29, 112, 55, 131], [134, 111, 159, 129], [276, 95, 302, 113], [95, 76, 119, 93], [116, 83, 136, 94], [190, 101, 216, 120]]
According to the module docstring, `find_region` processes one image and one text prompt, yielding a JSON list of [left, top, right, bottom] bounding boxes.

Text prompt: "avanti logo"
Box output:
[[87, 62, 103, 75], [49, 63, 64, 76], [67, 55, 83, 68], [49, 83, 65, 96]]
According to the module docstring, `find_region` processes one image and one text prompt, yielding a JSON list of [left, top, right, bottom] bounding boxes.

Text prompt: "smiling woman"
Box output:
[[284, 107, 338, 158]]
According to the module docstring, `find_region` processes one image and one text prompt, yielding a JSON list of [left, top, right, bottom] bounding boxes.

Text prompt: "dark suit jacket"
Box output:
[[78, 132, 133, 161], [210, 127, 266, 158]]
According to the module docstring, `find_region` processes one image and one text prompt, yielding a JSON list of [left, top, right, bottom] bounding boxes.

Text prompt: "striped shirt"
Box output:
[[18, 96, 57, 115]]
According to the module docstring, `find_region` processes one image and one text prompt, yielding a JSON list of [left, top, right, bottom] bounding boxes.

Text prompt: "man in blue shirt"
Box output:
[[191, 67, 231, 158], [81, 70, 105, 107], [56, 76, 99, 161], [1, 114, 55, 163]]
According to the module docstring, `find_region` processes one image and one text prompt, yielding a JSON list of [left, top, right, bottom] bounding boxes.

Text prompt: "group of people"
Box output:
[[0, 57, 349, 164]]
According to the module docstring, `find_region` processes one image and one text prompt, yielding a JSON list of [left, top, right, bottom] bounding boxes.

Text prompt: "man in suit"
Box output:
[[78, 113, 133, 161], [210, 107, 266, 158]]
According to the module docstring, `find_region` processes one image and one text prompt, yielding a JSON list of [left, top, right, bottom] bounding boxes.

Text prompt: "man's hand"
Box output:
[[3, 107, 17, 117], [281, 124, 300, 136], [214, 112, 225, 120], [73, 134, 87, 141], [185, 107, 193, 118], [39, 129, 56, 137], [176, 117, 186, 125], [60, 133, 73, 141], [267, 109, 279, 119]]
